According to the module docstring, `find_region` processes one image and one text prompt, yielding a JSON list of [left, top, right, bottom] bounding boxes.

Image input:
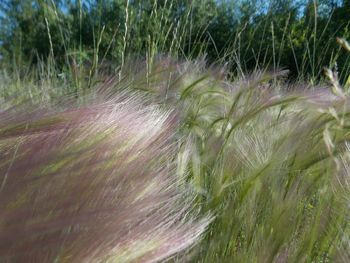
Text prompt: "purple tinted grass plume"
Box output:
[[0, 95, 208, 262]]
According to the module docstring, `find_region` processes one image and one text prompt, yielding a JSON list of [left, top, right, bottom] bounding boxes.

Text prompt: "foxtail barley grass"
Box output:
[[0, 57, 350, 262], [0, 93, 209, 262], [116, 58, 350, 262]]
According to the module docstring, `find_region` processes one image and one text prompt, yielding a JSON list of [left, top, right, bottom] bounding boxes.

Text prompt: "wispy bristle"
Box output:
[[0, 95, 209, 262]]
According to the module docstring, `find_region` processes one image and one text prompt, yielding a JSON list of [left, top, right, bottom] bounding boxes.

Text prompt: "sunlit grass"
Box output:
[[0, 42, 350, 262]]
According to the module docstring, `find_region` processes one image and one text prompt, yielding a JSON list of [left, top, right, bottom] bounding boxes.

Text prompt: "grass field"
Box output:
[[0, 2, 350, 261], [1, 54, 349, 262]]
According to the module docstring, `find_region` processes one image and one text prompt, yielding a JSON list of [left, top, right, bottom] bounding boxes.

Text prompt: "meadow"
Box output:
[[0, 1, 350, 262]]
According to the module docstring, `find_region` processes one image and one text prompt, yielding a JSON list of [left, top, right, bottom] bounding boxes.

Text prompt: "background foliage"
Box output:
[[1, 0, 350, 82]]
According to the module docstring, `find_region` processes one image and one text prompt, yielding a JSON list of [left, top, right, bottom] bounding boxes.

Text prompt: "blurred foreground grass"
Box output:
[[0, 45, 350, 262]]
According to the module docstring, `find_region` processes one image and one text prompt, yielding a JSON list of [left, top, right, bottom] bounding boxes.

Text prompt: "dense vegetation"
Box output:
[[1, 0, 350, 82], [0, 1, 350, 262]]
